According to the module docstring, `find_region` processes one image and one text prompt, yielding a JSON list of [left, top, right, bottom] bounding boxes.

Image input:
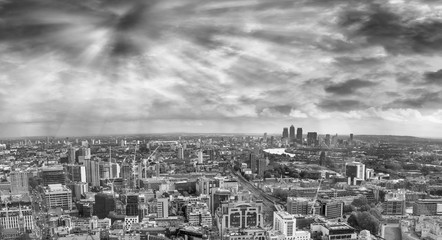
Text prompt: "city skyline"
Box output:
[[1, 0, 442, 138]]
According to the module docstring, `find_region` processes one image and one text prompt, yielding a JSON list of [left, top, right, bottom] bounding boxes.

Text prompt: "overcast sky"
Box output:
[[1, 0, 442, 138]]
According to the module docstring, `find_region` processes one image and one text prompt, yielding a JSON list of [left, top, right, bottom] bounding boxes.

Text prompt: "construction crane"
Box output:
[[310, 178, 324, 215], [143, 146, 160, 179]]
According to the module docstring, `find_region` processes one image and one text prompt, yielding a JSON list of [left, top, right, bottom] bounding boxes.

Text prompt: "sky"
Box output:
[[1, 0, 442, 138]]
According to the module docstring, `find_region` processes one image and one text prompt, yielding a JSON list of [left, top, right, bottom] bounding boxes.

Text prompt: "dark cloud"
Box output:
[[423, 69, 442, 85], [325, 79, 377, 95], [317, 99, 367, 112], [339, 3, 442, 55], [334, 56, 382, 67], [388, 91, 442, 108]]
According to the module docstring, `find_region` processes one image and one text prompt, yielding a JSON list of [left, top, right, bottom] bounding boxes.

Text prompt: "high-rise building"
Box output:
[[296, 128, 303, 143], [282, 128, 289, 139], [325, 134, 331, 146], [65, 165, 86, 183], [177, 147, 184, 160], [10, 170, 29, 194], [85, 159, 100, 187], [307, 132, 318, 146], [124, 194, 139, 216], [198, 151, 204, 164], [249, 152, 257, 173], [95, 193, 116, 219], [350, 134, 354, 142], [211, 189, 230, 214], [68, 147, 76, 164], [289, 125, 295, 140], [43, 184, 73, 210], [257, 158, 267, 176], [286, 197, 310, 215], [41, 166, 65, 186], [263, 133, 267, 142], [157, 198, 169, 218], [345, 162, 366, 185], [80, 148, 91, 160]]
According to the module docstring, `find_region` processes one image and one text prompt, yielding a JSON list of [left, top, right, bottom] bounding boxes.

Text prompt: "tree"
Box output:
[[351, 196, 368, 208], [357, 212, 380, 234], [360, 204, 371, 212], [343, 205, 356, 213], [347, 213, 358, 228]]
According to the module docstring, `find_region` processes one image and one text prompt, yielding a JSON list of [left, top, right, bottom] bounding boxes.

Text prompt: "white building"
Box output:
[[43, 184, 73, 210], [157, 198, 169, 218], [269, 211, 310, 240], [0, 205, 34, 231]]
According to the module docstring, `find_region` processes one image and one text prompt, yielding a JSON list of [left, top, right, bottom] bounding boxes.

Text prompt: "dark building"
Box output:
[[249, 152, 257, 173], [41, 167, 65, 186], [296, 128, 303, 143], [307, 132, 318, 146], [320, 200, 344, 219], [211, 189, 230, 214], [124, 194, 139, 216], [95, 193, 116, 219], [350, 134, 354, 142], [289, 125, 295, 141], [282, 128, 289, 139], [257, 158, 267, 176], [319, 151, 326, 166]]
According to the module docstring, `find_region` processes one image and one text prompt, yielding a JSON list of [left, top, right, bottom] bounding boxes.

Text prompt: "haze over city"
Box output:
[[1, 0, 442, 137]]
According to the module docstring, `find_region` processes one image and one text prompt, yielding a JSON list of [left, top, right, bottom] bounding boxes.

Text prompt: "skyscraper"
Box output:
[[307, 132, 318, 146], [68, 147, 76, 164], [296, 128, 303, 143], [282, 128, 289, 139], [85, 158, 100, 187], [289, 125, 295, 140]]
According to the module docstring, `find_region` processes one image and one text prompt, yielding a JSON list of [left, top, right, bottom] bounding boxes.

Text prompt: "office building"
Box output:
[[65, 165, 86, 183], [296, 128, 303, 143], [287, 197, 310, 215], [307, 132, 318, 146], [345, 162, 366, 185], [320, 200, 344, 219], [85, 158, 100, 187], [10, 170, 29, 194], [282, 128, 289, 139], [124, 194, 139, 216], [157, 198, 169, 218], [270, 211, 311, 240], [43, 184, 73, 210], [216, 200, 264, 234], [413, 199, 442, 216], [41, 166, 65, 186], [95, 193, 116, 219], [211, 189, 230, 214], [384, 191, 406, 215], [289, 125, 295, 141], [349, 134, 354, 143]]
